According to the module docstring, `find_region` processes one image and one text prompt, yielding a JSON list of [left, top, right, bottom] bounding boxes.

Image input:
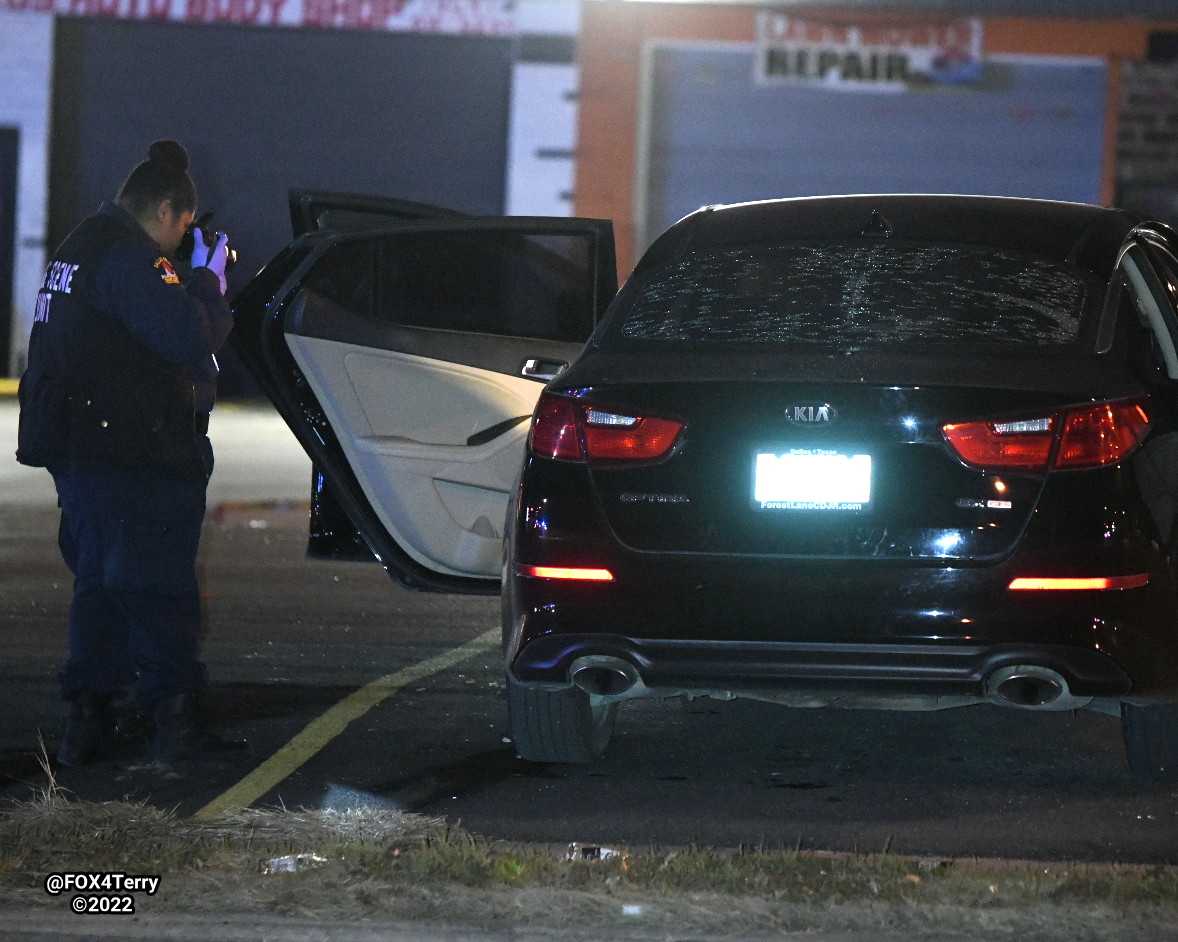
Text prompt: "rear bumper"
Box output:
[[505, 456, 1178, 702], [509, 633, 1139, 705]]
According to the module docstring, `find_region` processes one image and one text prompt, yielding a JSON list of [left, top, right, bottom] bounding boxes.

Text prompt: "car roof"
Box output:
[[635, 194, 1139, 280]]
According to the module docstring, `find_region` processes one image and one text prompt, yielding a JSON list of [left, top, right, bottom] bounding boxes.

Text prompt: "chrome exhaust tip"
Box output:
[[996, 673, 1062, 707], [985, 665, 1088, 710], [570, 657, 639, 697]]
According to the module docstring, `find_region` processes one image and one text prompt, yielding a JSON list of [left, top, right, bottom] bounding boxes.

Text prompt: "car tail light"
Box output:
[[942, 398, 1149, 471], [1056, 401, 1151, 468], [529, 395, 583, 460], [529, 393, 684, 463], [1008, 574, 1149, 590]]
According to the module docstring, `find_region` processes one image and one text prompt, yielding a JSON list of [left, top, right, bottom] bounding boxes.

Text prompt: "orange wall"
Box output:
[[576, 2, 1178, 273]]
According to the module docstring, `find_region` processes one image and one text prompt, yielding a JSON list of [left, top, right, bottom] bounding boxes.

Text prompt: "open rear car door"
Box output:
[[232, 192, 617, 593]]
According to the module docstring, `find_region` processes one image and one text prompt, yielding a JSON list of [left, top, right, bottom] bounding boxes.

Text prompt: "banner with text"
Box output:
[[0, 0, 513, 33], [756, 12, 983, 92]]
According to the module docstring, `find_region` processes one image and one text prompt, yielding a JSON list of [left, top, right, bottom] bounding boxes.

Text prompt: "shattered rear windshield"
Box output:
[[615, 241, 1088, 346]]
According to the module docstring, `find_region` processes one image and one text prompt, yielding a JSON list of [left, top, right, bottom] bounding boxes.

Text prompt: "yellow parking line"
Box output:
[[194, 628, 499, 819], [0, 378, 19, 396]]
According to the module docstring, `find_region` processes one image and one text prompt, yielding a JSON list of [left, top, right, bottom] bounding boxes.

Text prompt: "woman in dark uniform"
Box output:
[[16, 140, 242, 769]]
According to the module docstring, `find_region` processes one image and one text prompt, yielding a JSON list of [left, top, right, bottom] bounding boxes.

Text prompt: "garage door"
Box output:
[[637, 44, 1107, 251], [49, 19, 513, 294]]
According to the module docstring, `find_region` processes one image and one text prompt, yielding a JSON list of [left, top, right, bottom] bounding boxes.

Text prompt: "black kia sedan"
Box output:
[[234, 192, 1178, 781]]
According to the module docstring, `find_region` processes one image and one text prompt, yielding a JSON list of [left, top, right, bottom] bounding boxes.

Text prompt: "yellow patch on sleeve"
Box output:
[[154, 257, 181, 285]]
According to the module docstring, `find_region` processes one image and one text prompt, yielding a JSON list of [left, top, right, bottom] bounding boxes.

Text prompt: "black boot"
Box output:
[[149, 693, 247, 769], [57, 693, 119, 767]]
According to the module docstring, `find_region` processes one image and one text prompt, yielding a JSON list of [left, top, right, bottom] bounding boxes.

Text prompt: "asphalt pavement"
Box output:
[[3, 394, 1178, 857], [2, 393, 1178, 940]]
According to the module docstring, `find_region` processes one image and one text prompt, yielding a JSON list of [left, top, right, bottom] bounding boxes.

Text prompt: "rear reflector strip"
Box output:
[[1008, 574, 1150, 591], [516, 565, 615, 581]]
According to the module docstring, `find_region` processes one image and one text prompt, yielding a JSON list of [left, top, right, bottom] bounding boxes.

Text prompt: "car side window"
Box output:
[[303, 240, 376, 318], [1119, 246, 1178, 380], [304, 228, 597, 344]]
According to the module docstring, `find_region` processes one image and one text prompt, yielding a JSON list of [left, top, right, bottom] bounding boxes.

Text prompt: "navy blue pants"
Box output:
[[52, 450, 211, 708]]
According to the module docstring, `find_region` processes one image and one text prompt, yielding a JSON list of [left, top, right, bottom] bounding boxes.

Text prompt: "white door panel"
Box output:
[[343, 348, 537, 445], [288, 334, 546, 578]]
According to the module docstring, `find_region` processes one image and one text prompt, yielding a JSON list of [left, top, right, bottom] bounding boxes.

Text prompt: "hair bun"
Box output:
[[147, 139, 189, 173]]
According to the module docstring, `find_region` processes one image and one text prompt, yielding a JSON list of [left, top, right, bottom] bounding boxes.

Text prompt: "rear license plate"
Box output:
[[754, 449, 871, 510]]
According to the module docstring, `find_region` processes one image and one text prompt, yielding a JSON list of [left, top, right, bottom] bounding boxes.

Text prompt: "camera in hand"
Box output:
[[178, 211, 238, 271]]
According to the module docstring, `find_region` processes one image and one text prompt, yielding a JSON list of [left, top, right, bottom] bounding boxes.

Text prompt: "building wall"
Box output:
[[0, 0, 578, 378], [1, 11, 53, 376], [1118, 59, 1178, 226], [1120, 60, 1178, 185], [5, 2, 1177, 373], [575, 2, 1178, 273]]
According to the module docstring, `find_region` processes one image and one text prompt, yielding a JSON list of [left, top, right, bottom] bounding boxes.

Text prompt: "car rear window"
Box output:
[[616, 241, 1088, 346]]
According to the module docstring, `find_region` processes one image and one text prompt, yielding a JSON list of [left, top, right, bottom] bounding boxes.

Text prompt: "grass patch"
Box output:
[[1, 789, 1177, 940]]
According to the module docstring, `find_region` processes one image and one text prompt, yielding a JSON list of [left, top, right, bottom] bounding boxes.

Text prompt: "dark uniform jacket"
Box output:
[[15, 203, 232, 478]]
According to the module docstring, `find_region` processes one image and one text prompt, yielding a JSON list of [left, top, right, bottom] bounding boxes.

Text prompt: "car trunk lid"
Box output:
[[573, 380, 1109, 562]]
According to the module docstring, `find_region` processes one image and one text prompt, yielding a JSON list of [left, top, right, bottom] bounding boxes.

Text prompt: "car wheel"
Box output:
[[1121, 702, 1178, 782], [507, 675, 617, 763]]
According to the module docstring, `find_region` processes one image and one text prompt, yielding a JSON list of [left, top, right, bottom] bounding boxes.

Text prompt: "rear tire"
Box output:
[[1121, 702, 1178, 782], [507, 675, 617, 763]]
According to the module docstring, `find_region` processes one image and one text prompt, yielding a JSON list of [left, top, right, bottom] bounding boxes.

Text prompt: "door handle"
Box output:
[[521, 358, 568, 382]]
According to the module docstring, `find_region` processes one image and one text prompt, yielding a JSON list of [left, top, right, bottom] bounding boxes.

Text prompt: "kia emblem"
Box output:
[[786, 404, 837, 423]]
